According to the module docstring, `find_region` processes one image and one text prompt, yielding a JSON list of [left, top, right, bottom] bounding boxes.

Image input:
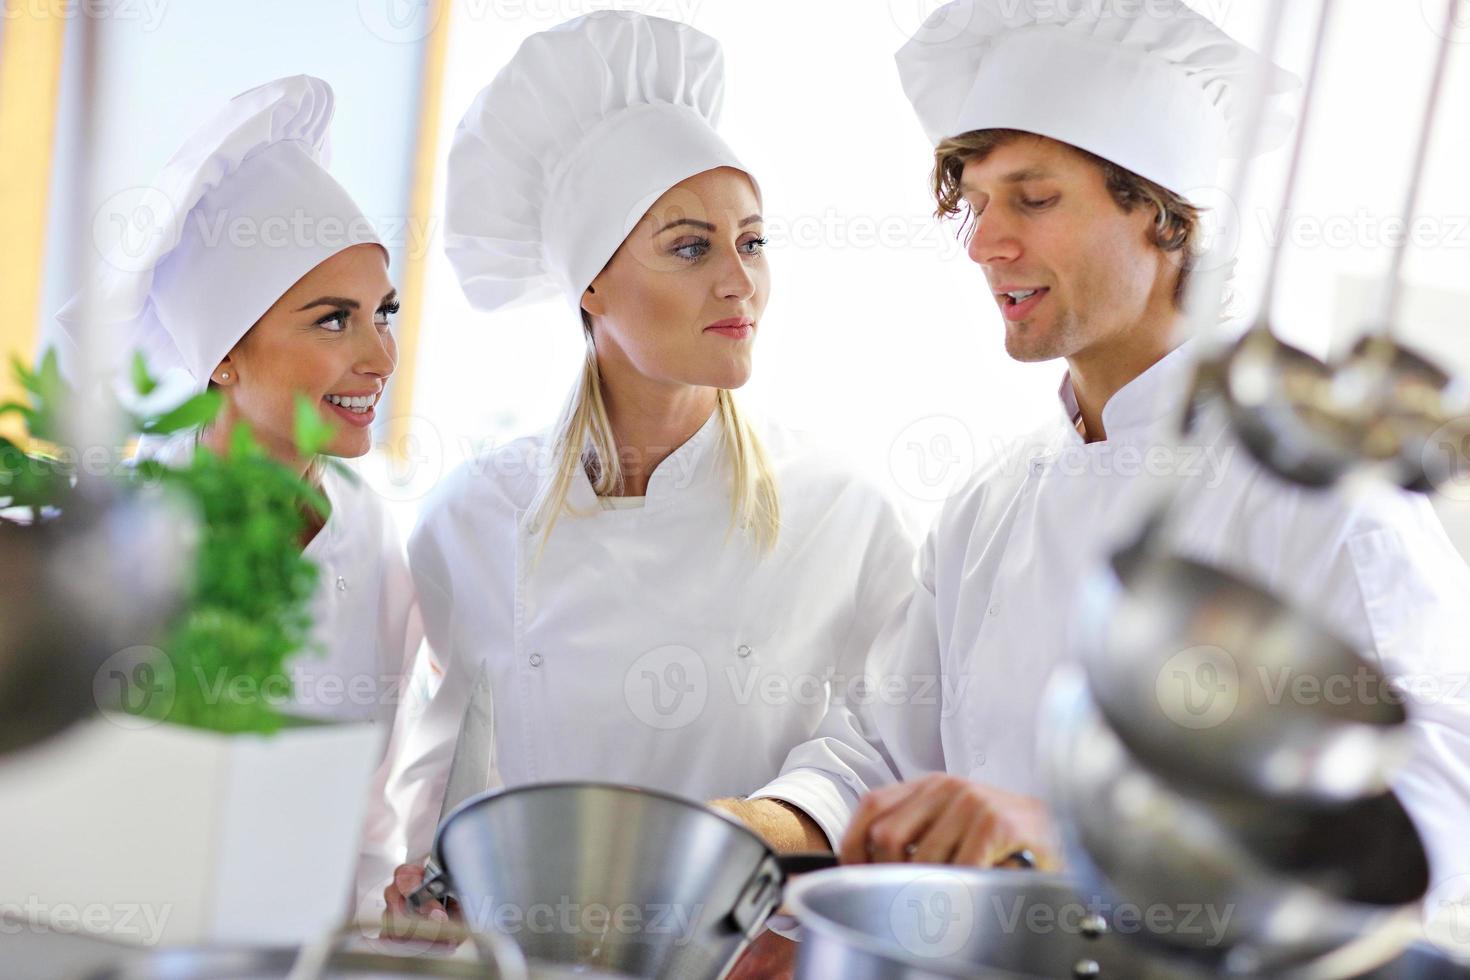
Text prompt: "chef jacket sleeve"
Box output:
[[351, 604, 427, 916], [349, 503, 429, 917], [1246, 482, 1470, 908], [1339, 500, 1470, 906], [365, 515, 474, 883], [748, 511, 948, 849]]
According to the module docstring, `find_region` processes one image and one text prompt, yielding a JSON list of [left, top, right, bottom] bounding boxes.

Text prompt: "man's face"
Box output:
[[959, 135, 1171, 363]]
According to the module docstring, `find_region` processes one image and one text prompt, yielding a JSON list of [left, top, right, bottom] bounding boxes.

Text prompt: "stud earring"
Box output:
[[221, 371, 230, 380]]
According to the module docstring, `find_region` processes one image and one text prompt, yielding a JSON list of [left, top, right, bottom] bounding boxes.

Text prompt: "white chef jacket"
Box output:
[[754, 343, 1470, 897], [138, 433, 424, 908], [380, 410, 918, 869]]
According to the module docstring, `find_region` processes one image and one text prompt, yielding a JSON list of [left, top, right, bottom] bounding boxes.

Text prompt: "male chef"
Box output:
[[722, 0, 1470, 911]]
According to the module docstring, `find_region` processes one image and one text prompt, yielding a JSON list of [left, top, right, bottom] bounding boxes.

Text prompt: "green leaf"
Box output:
[[13, 348, 72, 444], [293, 393, 334, 458], [131, 351, 158, 396], [0, 450, 71, 512], [142, 390, 222, 435], [37, 349, 61, 398], [227, 421, 260, 458], [10, 355, 37, 394]]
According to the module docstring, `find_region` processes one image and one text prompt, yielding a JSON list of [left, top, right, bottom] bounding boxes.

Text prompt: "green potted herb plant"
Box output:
[[0, 351, 382, 946]]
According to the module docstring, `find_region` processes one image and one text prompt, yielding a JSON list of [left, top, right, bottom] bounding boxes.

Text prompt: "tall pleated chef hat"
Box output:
[[894, 0, 1300, 198], [445, 10, 754, 314], [56, 75, 383, 392]]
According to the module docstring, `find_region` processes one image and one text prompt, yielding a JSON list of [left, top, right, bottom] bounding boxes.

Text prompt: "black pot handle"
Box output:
[[406, 857, 451, 913], [775, 852, 839, 877], [727, 852, 839, 939]]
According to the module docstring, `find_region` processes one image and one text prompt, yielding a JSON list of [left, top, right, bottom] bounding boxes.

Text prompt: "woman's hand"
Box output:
[[381, 863, 461, 939]]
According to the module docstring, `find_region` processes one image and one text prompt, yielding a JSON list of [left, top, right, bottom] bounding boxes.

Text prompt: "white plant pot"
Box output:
[[0, 713, 381, 947]]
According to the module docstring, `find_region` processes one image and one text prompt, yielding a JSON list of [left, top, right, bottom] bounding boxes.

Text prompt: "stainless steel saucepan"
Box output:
[[785, 865, 1198, 979], [410, 781, 836, 979]]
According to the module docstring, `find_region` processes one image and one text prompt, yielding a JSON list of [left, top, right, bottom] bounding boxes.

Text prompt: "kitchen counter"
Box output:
[[5, 908, 1466, 979], [0, 919, 145, 980]]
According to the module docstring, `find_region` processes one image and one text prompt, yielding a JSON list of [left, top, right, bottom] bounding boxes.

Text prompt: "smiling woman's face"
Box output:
[[581, 166, 769, 391], [211, 243, 398, 461]]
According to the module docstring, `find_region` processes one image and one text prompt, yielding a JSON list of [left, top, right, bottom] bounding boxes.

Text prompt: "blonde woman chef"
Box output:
[[381, 11, 917, 915]]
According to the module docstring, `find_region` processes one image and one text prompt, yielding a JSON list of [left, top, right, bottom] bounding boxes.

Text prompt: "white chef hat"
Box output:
[[894, 0, 1299, 197], [56, 75, 383, 391], [445, 10, 754, 314]]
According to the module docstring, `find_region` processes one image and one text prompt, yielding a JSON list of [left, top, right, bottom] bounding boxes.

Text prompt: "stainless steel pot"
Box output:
[[414, 781, 834, 979], [784, 862, 1467, 980], [785, 865, 1197, 979], [1042, 667, 1429, 977]]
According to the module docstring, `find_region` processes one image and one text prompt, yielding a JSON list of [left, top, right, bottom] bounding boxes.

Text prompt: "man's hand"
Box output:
[[839, 774, 1060, 868], [381, 862, 462, 940]]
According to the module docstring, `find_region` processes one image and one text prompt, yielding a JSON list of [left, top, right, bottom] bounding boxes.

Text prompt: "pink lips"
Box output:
[[704, 317, 755, 340], [996, 287, 1049, 323], [322, 392, 379, 429]]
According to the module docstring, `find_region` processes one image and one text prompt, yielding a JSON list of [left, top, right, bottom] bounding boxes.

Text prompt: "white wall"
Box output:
[[40, 0, 1470, 545], [38, 0, 431, 382], [399, 0, 1470, 536]]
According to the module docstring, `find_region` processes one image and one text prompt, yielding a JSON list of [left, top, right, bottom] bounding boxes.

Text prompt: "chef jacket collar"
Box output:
[[1056, 341, 1198, 445], [644, 405, 724, 502], [562, 404, 724, 516]]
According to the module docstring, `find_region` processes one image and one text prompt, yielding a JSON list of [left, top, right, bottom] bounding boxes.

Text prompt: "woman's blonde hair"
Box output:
[[526, 311, 781, 553]]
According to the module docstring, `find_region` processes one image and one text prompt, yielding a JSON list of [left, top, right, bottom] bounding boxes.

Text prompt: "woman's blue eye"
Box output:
[[740, 236, 768, 255], [375, 300, 401, 327], [673, 239, 710, 261]]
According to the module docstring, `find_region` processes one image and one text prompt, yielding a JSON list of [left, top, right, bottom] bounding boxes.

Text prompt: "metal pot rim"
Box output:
[[429, 780, 777, 878], [784, 865, 1076, 979]]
